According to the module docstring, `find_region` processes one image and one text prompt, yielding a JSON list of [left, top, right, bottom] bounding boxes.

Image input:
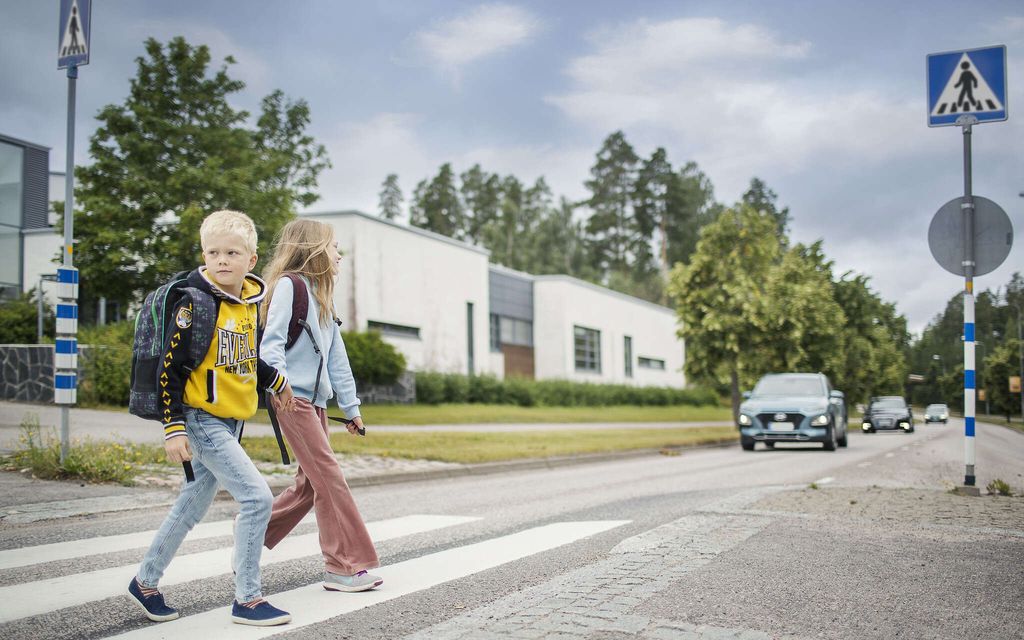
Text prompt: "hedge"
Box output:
[[415, 372, 717, 407], [74, 322, 407, 407]]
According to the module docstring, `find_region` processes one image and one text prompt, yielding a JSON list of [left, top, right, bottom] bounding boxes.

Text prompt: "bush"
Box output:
[[416, 371, 446, 405], [342, 330, 407, 386], [0, 289, 54, 343], [78, 321, 134, 406], [413, 371, 718, 408]]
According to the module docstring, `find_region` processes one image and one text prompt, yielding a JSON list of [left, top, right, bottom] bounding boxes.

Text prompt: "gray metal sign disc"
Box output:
[[928, 195, 1013, 276]]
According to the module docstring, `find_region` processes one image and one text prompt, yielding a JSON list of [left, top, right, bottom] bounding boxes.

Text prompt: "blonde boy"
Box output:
[[129, 210, 295, 626]]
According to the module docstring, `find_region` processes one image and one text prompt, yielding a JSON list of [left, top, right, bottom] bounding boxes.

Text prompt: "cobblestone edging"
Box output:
[[405, 490, 794, 640]]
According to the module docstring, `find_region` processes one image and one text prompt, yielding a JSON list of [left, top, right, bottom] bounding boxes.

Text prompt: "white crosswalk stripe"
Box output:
[[0, 514, 315, 571], [106, 520, 631, 639], [0, 514, 479, 624]]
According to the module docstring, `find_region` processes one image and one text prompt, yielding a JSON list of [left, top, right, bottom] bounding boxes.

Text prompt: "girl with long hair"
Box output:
[[259, 218, 382, 592]]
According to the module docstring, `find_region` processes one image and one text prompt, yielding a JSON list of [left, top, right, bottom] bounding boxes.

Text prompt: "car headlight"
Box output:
[[738, 414, 752, 426], [811, 414, 830, 426], [862, 423, 871, 430]]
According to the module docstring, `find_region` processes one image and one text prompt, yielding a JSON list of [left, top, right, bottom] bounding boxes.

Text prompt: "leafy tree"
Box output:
[[410, 163, 464, 239], [378, 173, 403, 221], [530, 198, 596, 280], [757, 242, 848, 378], [0, 290, 54, 343], [69, 37, 329, 311], [741, 177, 790, 243], [668, 205, 783, 420], [983, 339, 1022, 420]]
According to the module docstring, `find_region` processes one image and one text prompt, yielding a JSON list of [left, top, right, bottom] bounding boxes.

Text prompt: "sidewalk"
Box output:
[[0, 401, 732, 451]]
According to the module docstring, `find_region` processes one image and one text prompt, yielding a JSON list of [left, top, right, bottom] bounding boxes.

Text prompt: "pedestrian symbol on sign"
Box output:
[[61, 5, 84, 57], [930, 53, 1003, 118]]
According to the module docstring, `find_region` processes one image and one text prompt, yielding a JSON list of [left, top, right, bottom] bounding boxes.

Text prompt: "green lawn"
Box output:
[[250, 403, 731, 426], [241, 425, 738, 464]]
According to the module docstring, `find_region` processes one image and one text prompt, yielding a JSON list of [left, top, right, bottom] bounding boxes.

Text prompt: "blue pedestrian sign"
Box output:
[[927, 45, 1007, 127], [58, 0, 91, 69]]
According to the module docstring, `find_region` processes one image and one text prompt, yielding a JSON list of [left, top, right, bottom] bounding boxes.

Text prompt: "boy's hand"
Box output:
[[165, 436, 192, 463], [347, 416, 364, 436]]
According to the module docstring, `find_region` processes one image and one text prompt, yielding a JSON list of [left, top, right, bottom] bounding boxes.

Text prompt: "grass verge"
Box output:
[[241, 425, 738, 464], [1, 414, 165, 485], [251, 403, 732, 426]]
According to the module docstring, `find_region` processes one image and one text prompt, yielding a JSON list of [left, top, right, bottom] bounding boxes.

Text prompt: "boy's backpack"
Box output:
[[129, 271, 217, 421]]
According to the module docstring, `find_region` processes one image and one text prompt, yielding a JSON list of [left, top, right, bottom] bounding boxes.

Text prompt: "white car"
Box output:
[[925, 403, 949, 424]]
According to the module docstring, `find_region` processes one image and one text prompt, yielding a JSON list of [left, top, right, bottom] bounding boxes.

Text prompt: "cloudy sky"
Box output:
[[2, 1, 1021, 335]]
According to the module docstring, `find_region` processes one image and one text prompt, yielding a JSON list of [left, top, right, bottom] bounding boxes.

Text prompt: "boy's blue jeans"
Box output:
[[137, 407, 273, 603]]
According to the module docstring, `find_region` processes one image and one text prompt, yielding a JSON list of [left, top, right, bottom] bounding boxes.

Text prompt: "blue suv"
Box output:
[[737, 373, 848, 451]]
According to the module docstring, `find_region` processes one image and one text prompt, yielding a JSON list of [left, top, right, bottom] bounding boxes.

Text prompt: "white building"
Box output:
[[310, 210, 686, 388], [19, 205, 687, 388]]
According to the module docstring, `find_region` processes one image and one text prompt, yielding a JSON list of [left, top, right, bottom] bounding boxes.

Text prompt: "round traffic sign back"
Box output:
[[928, 196, 1013, 277]]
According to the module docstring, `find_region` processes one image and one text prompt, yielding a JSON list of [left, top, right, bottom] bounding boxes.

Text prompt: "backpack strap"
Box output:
[[283, 273, 309, 351], [180, 287, 218, 372]]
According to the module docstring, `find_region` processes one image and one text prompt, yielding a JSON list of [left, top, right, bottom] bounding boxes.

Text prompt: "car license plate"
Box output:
[[879, 418, 893, 427], [769, 422, 795, 431]]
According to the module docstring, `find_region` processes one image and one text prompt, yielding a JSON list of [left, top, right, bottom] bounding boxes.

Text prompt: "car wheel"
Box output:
[[838, 431, 848, 447], [823, 426, 837, 451], [909, 427, 915, 433], [741, 436, 756, 451]]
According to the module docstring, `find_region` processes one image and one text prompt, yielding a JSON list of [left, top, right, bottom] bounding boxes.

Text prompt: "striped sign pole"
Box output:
[[54, 268, 78, 463], [959, 116, 976, 489]]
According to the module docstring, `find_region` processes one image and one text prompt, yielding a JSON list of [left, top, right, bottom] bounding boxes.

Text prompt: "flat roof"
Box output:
[[0, 133, 50, 152], [301, 209, 490, 256], [533, 274, 675, 314]]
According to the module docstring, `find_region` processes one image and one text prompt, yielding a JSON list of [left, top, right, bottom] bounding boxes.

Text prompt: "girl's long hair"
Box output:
[[260, 219, 338, 327]]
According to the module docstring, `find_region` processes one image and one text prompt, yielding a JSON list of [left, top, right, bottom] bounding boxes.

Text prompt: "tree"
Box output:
[[530, 198, 596, 280], [668, 205, 783, 420], [584, 131, 642, 276], [459, 165, 501, 244], [410, 163, 464, 239], [70, 37, 329, 310], [984, 339, 1022, 420], [378, 174, 403, 221], [741, 177, 790, 242]]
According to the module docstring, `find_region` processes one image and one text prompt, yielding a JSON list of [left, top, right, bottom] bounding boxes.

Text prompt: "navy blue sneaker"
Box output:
[[231, 599, 291, 626], [128, 577, 179, 622]]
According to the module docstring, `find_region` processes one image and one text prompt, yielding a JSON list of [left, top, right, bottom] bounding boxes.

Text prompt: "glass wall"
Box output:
[[0, 141, 23, 293]]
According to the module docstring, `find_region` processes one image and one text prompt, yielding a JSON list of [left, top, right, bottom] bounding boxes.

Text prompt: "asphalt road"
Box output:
[[0, 419, 1021, 639]]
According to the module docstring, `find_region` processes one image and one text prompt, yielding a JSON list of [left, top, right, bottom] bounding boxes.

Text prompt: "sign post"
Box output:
[[56, 0, 91, 462], [926, 44, 1009, 493]]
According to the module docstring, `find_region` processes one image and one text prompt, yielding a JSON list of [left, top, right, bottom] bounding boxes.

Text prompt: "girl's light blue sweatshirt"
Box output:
[[260, 275, 361, 419]]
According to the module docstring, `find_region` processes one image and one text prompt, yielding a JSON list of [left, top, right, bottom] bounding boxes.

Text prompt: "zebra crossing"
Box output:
[[0, 510, 630, 637]]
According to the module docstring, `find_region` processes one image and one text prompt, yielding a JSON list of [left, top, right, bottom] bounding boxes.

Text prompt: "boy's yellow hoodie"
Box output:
[[159, 268, 286, 440]]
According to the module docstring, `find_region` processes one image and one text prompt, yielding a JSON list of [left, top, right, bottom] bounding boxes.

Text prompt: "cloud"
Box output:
[[411, 3, 542, 81], [545, 17, 931, 201], [311, 113, 432, 220]]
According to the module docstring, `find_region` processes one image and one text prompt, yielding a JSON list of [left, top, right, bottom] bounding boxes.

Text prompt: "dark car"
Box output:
[[925, 403, 949, 424], [862, 396, 915, 433], [737, 373, 848, 451]]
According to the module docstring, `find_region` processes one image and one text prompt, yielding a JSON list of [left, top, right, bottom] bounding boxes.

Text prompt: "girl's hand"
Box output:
[[274, 383, 295, 412], [348, 416, 364, 435]]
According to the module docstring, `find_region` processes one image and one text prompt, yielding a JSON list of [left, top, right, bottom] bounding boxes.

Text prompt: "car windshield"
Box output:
[[871, 398, 906, 409], [926, 405, 947, 412], [752, 376, 824, 397]]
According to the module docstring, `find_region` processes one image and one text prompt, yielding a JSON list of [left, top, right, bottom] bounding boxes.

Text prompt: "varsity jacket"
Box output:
[[159, 268, 287, 441]]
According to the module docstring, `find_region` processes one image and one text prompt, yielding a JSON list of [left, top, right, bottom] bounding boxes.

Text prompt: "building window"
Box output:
[[0, 141, 23, 290], [638, 356, 665, 370], [490, 314, 500, 351], [624, 336, 633, 378], [574, 325, 601, 373], [499, 316, 532, 347], [368, 320, 420, 339]]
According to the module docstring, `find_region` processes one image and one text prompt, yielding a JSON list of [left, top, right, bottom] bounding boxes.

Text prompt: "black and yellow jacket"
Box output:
[[159, 268, 287, 440]]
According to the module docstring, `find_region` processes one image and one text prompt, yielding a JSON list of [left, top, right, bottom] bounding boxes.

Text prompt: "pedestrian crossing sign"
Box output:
[[927, 45, 1006, 127], [57, 0, 91, 69]]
